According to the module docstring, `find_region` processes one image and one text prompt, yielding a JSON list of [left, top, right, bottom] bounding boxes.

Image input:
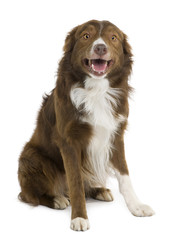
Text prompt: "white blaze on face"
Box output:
[[90, 37, 110, 60], [88, 37, 111, 78], [90, 37, 107, 56]]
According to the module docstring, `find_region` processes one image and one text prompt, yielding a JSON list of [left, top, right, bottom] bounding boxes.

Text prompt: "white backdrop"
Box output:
[[0, 0, 181, 239]]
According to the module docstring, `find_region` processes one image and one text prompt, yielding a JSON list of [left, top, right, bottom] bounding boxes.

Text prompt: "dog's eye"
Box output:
[[83, 33, 90, 40], [111, 35, 117, 41]]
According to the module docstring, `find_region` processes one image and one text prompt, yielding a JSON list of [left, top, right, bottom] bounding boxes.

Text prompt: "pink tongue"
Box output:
[[92, 60, 107, 72]]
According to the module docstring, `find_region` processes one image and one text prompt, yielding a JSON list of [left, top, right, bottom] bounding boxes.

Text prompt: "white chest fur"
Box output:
[[70, 77, 126, 186]]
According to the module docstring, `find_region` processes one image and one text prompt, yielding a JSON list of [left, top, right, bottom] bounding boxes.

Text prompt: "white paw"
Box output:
[[53, 196, 70, 210], [128, 203, 155, 217], [70, 217, 90, 231], [96, 190, 114, 202]]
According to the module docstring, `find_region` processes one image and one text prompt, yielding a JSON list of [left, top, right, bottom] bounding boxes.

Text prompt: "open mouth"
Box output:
[[83, 58, 113, 77]]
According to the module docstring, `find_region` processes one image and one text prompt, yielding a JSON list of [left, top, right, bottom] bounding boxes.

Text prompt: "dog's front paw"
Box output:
[[128, 203, 155, 217], [70, 217, 90, 231]]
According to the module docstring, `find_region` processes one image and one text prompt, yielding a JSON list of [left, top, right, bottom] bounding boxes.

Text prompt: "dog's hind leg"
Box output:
[[18, 143, 69, 209]]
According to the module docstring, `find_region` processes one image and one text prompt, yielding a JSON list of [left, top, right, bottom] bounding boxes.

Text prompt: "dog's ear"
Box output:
[[122, 33, 132, 57], [63, 26, 79, 53], [120, 33, 133, 82]]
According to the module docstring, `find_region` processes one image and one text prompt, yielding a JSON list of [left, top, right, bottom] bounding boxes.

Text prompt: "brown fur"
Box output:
[[18, 20, 133, 223]]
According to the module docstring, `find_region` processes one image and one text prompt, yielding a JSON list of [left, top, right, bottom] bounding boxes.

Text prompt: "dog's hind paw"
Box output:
[[95, 188, 114, 202], [53, 196, 70, 210]]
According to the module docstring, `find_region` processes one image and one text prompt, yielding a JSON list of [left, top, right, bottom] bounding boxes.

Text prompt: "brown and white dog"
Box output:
[[18, 20, 154, 231]]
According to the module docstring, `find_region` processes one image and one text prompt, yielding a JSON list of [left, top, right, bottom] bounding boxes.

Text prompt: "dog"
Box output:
[[18, 20, 154, 231]]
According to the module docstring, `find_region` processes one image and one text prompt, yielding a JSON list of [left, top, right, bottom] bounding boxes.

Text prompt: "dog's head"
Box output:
[[63, 20, 132, 80]]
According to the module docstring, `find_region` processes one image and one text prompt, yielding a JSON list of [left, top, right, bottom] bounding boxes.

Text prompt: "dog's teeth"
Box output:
[[92, 64, 95, 71]]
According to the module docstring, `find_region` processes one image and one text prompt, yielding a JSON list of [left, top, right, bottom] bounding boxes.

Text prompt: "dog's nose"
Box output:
[[94, 44, 107, 56]]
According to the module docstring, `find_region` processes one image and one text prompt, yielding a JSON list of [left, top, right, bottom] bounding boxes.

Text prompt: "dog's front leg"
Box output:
[[111, 136, 155, 217], [60, 140, 90, 231]]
